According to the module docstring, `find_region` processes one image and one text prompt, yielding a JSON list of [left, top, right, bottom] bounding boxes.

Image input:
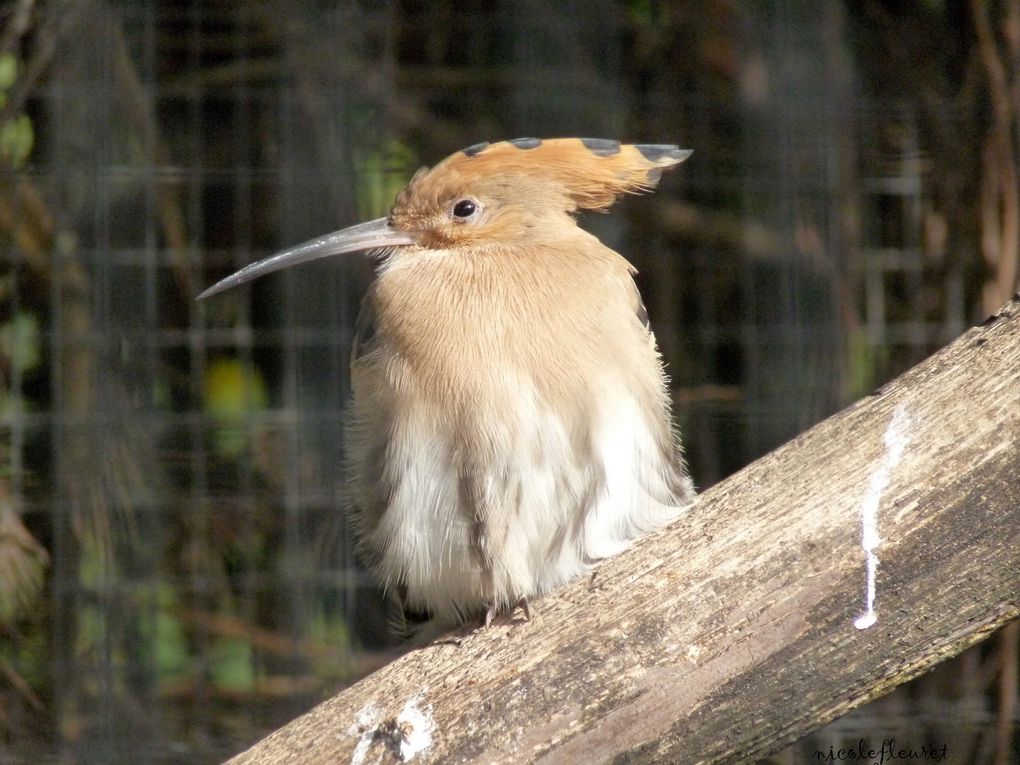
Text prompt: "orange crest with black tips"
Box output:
[[387, 138, 691, 249], [397, 137, 690, 215]]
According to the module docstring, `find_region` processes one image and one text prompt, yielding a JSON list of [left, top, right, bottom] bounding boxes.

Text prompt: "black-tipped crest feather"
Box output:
[[431, 137, 691, 212]]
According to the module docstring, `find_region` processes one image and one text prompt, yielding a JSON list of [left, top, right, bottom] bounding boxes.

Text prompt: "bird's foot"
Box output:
[[484, 597, 532, 628], [518, 596, 532, 621]]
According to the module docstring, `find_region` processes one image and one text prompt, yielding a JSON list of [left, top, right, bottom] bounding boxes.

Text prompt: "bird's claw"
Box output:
[[484, 597, 532, 628]]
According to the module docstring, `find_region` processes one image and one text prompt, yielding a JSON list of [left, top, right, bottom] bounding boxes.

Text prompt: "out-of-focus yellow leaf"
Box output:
[[203, 357, 269, 457], [203, 357, 268, 421]]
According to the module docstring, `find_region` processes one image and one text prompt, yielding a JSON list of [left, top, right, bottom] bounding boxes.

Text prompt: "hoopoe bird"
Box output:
[[199, 137, 696, 631]]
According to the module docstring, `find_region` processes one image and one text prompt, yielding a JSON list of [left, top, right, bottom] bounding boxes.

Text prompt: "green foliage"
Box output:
[[0, 54, 34, 167], [0, 311, 42, 373], [308, 608, 351, 680], [151, 587, 190, 681], [846, 327, 888, 401], [0, 508, 48, 624], [0, 601, 48, 689], [353, 139, 418, 220], [624, 0, 666, 26], [0, 116, 33, 166], [210, 636, 254, 692], [0, 56, 15, 89], [0, 311, 42, 416]]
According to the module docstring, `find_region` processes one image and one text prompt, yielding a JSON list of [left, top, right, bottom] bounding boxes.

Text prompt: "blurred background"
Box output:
[[1, 0, 1017, 762]]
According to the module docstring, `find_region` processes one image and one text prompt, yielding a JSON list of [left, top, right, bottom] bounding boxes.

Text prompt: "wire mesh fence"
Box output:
[[1, 1, 1015, 762]]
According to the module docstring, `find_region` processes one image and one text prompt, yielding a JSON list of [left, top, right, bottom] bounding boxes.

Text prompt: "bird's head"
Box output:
[[197, 138, 690, 299]]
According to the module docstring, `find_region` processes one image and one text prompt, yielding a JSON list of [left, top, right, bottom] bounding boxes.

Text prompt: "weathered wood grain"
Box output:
[[228, 295, 1020, 765]]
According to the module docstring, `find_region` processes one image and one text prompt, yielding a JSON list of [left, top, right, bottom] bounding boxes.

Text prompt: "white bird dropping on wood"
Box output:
[[395, 693, 435, 761], [346, 693, 435, 764], [348, 704, 382, 765], [854, 404, 911, 630]]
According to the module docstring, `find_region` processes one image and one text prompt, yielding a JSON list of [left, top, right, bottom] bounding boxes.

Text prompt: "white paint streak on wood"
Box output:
[[854, 404, 911, 630]]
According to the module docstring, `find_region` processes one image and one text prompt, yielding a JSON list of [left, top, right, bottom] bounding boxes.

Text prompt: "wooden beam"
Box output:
[[229, 296, 1020, 765]]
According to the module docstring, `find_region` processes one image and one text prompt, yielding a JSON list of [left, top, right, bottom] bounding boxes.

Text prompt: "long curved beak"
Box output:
[[197, 217, 416, 300]]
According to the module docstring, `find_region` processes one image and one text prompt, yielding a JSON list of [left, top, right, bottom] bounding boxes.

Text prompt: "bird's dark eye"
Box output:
[[452, 199, 477, 219]]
